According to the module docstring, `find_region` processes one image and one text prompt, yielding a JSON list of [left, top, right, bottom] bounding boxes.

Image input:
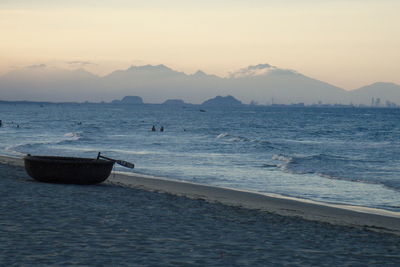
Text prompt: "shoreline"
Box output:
[[2, 155, 400, 236]]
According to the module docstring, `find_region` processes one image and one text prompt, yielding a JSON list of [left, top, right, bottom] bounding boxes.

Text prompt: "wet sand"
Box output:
[[2, 155, 400, 236], [1, 156, 400, 265], [110, 171, 400, 235]]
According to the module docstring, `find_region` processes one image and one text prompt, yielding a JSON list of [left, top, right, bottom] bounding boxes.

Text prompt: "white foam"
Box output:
[[272, 154, 292, 162], [216, 133, 229, 139], [64, 132, 81, 140]]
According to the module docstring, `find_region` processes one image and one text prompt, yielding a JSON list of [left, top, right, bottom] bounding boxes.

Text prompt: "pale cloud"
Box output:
[[66, 61, 97, 66], [27, 64, 46, 69], [229, 64, 297, 78], [230, 64, 275, 78]]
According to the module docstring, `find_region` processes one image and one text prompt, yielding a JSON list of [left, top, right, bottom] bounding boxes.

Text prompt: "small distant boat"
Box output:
[[24, 155, 115, 184]]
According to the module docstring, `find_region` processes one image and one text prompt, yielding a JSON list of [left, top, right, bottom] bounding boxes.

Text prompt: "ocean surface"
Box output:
[[1, 103, 400, 212]]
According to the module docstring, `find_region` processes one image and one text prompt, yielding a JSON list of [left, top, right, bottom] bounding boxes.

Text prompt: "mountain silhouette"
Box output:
[[349, 82, 400, 105], [224, 64, 347, 104], [0, 64, 399, 105]]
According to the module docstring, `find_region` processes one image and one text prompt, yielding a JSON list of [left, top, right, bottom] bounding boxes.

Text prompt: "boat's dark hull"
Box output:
[[24, 155, 114, 184]]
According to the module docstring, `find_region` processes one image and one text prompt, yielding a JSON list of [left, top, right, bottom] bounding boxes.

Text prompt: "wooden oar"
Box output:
[[97, 152, 135, 169]]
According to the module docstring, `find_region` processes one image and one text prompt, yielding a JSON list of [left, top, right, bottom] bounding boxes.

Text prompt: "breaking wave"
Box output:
[[272, 153, 400, 190], [7, 132, 86, 155]]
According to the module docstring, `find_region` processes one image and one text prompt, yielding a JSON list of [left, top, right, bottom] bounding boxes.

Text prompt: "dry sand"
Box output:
[[2, 155, 400, 236]]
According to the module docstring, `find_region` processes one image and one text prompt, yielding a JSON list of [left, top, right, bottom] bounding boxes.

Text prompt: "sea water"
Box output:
[[1, 103, 399, 211]]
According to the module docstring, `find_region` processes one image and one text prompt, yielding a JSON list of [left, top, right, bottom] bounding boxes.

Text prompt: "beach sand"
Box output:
[[2, 155, 399, 235], [1, 156, 400, 266]]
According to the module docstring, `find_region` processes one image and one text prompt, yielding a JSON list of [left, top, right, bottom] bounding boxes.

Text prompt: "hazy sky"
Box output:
[[1, 0, 399, 89]]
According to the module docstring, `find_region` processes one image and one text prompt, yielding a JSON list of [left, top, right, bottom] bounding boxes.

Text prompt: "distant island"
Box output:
[[111, 96, 143, 105], [1, 93, 398, 109], [201, 95, 242, 106], [110, 95, 244, 106]]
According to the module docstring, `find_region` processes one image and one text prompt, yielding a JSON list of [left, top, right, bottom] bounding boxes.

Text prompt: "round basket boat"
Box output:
[[24, 155, 115, 184]]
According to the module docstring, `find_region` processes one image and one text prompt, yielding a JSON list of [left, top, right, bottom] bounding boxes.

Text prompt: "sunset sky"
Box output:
[[1, 0, 399, 90]]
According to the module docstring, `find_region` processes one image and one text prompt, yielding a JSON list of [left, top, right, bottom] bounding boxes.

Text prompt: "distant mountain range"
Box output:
[[0, 63, 399, 105]]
